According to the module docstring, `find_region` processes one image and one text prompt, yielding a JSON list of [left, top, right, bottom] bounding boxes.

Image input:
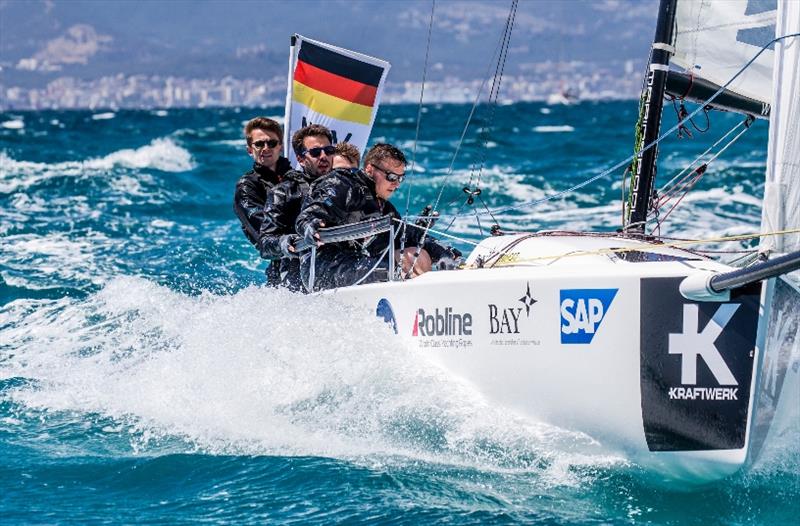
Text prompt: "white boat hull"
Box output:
[[319, 234, 771, 483]]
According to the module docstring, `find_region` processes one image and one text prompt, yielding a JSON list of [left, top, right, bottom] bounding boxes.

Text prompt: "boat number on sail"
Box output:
[[559, 288, 618, 344], [639, 277, 760, 451]]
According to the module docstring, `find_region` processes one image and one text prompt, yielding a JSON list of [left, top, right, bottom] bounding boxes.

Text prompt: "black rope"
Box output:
[[400, 0, 436, 262], [473, 0, 518, 196], [443, 0, 517, 237]]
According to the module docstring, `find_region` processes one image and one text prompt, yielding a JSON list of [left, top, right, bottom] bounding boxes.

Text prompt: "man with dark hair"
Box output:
[[295, 142, 461, 291], [257, 124, 335, 291], [234, 117, 291, 284]]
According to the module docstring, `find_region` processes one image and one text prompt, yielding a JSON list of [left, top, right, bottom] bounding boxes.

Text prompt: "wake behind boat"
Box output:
[[281, 0, 799, 484]]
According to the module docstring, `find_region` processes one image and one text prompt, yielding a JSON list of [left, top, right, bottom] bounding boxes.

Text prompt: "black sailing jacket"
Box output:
[[257, 168, 322, 290], [233, 157, 291, 245], [295, 168, 457, 289]]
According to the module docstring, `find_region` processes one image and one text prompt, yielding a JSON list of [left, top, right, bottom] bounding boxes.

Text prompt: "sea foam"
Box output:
[[1, 277, 622, 478], [0, 138, 195, 193]]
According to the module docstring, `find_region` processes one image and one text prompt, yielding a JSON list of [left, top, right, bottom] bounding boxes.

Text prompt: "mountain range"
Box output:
[[1, 0, 658, 88]]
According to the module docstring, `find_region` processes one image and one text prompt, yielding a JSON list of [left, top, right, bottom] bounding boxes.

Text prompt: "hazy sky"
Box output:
[[1, 0, 658, 84]]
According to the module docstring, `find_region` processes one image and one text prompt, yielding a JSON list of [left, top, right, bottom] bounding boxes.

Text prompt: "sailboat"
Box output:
[[545, 83, 579, 106], [294, 0, 800, 483]]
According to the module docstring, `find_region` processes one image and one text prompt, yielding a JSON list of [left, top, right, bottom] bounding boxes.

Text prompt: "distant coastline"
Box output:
[[1, 64, 643, 111]]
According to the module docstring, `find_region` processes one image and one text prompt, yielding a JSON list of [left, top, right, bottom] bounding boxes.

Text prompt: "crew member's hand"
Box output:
[[279, 234, 300, 258], [436, 247, 463, 270], [303, 221, 325, 247]]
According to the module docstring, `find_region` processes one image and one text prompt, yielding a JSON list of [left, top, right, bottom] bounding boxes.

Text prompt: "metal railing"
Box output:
[[294, 215, 396, 291]]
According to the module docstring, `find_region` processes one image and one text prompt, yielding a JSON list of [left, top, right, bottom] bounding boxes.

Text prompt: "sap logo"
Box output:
[[669, 303, 739, 386], [413, 307, 472, 337], [489, 282, 537, 334], [560, 288, 618, 344]]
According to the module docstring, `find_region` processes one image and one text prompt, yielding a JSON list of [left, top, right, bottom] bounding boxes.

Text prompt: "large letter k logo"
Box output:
[[669, 304, 739, 386]]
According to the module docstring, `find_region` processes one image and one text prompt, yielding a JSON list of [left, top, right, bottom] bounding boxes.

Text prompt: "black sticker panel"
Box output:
[[640, 277, 760, 451]]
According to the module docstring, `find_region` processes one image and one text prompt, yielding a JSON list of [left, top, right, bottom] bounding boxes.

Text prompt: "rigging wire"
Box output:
[[420, 31, 800, 222], [474, 0, 517, 188], [398, 0, 436, 275], [404, 0, 518, 276], [655, 118, 747, 200], [402, 0, 436, 220], [432, 0, 519, 215], [651, 119, 754, 232], [471, 227, 800, 268], [425, 7, 515, 236]]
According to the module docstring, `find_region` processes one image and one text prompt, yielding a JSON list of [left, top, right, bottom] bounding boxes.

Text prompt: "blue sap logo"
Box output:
[[560, 288, 618, 344]]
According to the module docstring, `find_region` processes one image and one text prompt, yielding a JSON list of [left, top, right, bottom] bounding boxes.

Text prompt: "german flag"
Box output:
[[291, 40, 385, 125]]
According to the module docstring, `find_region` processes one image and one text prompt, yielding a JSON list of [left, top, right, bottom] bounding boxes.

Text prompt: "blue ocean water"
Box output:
[[1, 103, 797, 524]]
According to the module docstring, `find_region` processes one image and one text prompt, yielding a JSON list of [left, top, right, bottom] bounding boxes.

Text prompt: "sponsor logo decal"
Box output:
[[667, 304, 739, 400], [412, 306, 473, 350], [559, 288, 618, 344], [375, 298, 397, 334], [639, 277, 760, 451], [488, 282, 540, 347], [413, 307, 472, 337]]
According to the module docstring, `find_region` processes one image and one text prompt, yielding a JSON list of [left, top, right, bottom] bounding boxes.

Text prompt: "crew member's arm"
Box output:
[[257, 181, 298, 259], [233, 176, 265, 246], [295, 175, 354, 243], [400, 215, 462, 266]]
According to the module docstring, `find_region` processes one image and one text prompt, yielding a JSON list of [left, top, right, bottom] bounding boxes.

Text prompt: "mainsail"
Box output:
[[283, 35, 390, 166], [672, 0, 777, 104]]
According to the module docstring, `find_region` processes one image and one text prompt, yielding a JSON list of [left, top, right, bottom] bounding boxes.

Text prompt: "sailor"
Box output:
[[233, 117, 292, 285], [331, 141, 361, 169], [257, 124, 335, 291], [295, 143, 461, 291]]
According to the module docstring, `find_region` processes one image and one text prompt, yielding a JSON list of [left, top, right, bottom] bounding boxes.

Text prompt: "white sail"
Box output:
[[672, 0, 777, 103], [759, 0, 800, 255]]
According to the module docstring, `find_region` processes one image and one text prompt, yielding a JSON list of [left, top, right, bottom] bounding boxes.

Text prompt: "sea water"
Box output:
[[1, 103, 797, 524]]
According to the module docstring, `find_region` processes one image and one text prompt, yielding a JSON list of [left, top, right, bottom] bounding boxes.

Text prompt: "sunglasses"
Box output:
[[301, 145, 336, 158], [252, 138, 280, 150], [371, 163, 405, 183]]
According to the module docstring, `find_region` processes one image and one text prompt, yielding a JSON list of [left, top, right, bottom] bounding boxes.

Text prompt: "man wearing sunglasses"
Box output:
[[296, 143, 461, 291], [234, 117, 292, 285], [257, 124, 335, 291]]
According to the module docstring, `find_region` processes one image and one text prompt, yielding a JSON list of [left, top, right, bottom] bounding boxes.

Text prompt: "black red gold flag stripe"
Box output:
[[297, 40, 383, 87]]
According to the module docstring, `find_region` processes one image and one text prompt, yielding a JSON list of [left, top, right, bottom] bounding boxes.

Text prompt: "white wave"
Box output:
[[153, 110, 168, 117], [91, 112, 116, 120], [0, 232, 115, 287], [0, 138, 195, 193], [96, 138, 193, 172], [534, 125, 575, 133], [150, 219, 175, 229], [214, 139, 246, 148], [540, 108, 552, 114], [2, 119, 24, 129], [1, 277, 623, 476]]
